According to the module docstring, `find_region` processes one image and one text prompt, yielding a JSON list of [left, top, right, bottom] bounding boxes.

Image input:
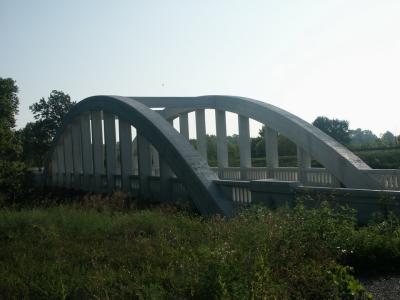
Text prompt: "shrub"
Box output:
[[0, 204, 374, 299]]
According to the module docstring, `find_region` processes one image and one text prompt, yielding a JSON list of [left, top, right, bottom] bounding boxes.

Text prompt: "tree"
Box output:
[[29, 90, 76, 139], [0, 78, 19, 128], [20, 90, 76, 166], [251, 135, 264, 158], [349, 128, 379, 147], [312, 116, 350, 146], [381, 131, 397, 146], [18, 121, 51, 167], [227, 134, 240, 166], [0, 78, 26, 203]]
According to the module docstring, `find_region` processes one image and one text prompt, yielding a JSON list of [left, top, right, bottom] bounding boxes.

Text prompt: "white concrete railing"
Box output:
[[210, 167, 241, 180], [211, 167, 331, 186], [232, 185, 252, 204], [363, 169, 400, 190], [114, 168, 400, 191], [303, 168, 341, 187], [210, 167, 400, 190], [215, 180, 252, 204], [269, 167, 298, 182], [36, 167, 400, 191]]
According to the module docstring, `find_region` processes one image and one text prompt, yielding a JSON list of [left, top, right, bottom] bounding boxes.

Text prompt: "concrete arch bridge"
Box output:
[[44, 95, 400, 217]]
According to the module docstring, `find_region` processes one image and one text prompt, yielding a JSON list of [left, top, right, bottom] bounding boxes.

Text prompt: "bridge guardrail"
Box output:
[[363, 169, 400, 190], [36, 167, 400, 191], [215, 179, 400, 223], [210, 167, 399, 190]]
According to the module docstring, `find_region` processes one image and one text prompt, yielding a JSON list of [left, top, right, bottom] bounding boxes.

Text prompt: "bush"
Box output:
[[0, 203, 376, 299], [355, 149, 400, 169], [342, 212, 400, 275], [0, 160, 27, 205]]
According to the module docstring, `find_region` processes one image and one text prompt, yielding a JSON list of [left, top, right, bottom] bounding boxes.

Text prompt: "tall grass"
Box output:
[[2, 201, 398, 299]]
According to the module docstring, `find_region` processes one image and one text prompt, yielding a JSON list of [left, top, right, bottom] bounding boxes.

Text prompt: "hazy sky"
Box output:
[[1, 0, 399, 138]]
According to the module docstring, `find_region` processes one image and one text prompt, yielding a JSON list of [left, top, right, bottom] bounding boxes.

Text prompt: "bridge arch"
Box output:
[[45, 95, 235, 216], [132, 95, 379, 189], [44, 94, 389, 217]]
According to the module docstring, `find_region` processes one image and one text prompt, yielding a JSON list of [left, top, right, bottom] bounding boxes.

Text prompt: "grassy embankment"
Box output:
[[1, 196, 400, 299]]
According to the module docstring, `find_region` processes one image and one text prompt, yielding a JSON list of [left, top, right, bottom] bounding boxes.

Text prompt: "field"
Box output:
[[1, 198, 400, 299], [247, 148, 400, 168]]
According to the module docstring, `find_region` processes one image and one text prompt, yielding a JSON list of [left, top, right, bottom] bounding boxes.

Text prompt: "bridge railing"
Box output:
[[42, 167, 400, 191], [214, 180, 252, 205], [269, 167, 298, 182], [302, 168, 341, 187], [209, 166, 400, 190], [215, 179, 400, 224], [210, 167, 336, 187], [362, 169, 400, 190]]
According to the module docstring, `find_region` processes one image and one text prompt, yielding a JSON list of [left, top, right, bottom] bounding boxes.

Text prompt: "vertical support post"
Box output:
[[104, 112, 117, 192], [63, 128, 74, 188], [265, 126, 279, 178], [137, 132, 152, 202], [239, 115, 251, 180], [195, 109, 207, 160], [297, 146, 311, 184], [151, 145, 160, 176], [132, 138, 138, 175], [119, 119, 133, 193], [216, 109, 228, 170], [71, 118, 83, 188], [179, 112, 189, 139], [80, 112, 93, 191], [51, 151, 58, 186], [160, 119, 174, 202], [56, 140, 65, 187], [91, 111, 104, 191], [160, 159, 173, 202]]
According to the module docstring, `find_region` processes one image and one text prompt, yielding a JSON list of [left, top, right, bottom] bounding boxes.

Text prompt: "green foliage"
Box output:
[[0, 159, 27, 205], [327, 265, 368, 299], [29, 90, 76, 134], [277, 134, 297, 156], [228, 142, 240, 166], [0, 203, 381, 299], [0, 121, 22, 161], [18, 121, 50, 167], [207, 127, 298, 167], [0, 77, 19, 128], [257, 126, 297, 157], [355, 149, 400, 169], [0, 78, 21, 160], [270, 148, 400, 169], [0, 78, 27, 204], [251, 122, 399, 169], [313, 116, 351, 146], [380, 131, 398, 146], [342, 212, 400, 275], [181, 124, 398, 169], [349, 128, 379, 148], [19, 90, 76, 166]]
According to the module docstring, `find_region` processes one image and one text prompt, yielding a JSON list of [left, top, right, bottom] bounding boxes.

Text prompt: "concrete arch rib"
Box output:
[[131, 95, 380, 189], [47, 95, 234, 216]]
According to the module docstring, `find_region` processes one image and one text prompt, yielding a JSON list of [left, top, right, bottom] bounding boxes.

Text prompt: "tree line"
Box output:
[[195, 118, 399, 167], [0, 78, 75, 204]]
